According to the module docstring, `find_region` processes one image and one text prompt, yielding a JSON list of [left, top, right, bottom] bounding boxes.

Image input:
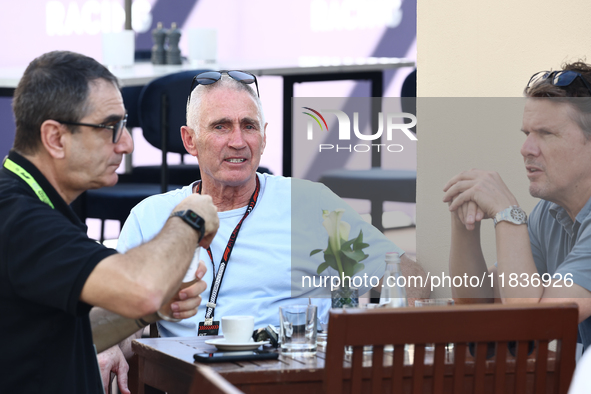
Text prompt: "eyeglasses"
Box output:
[[56, 113, 128, 143], [188, 70, 260, 103], [527, 70, 591, 96]]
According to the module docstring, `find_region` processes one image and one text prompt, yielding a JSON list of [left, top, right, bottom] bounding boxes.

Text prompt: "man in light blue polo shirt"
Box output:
[[117, 72, 412, 335], [101, 71, 429, 386], [444, 62, 591, 349]]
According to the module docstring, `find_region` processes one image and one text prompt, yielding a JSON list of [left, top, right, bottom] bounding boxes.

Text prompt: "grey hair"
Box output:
[[186, 74, 266, 137], [12, 51, 119, 155]]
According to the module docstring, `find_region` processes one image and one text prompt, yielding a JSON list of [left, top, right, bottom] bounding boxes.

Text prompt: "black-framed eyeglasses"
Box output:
[[188, 70, 260, 103], [56, 113, 128, 143], [527, 70, 591, 96]]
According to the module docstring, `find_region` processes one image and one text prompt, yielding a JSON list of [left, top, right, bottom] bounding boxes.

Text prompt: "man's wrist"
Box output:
[[169, 209, 205, 242], [493, 205, 527, 228], [134, 312, 160, 329]]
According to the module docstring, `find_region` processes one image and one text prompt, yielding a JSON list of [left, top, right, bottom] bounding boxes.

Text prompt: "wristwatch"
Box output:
[[493, 205, 528, 228], [169, 209, 205, 242]]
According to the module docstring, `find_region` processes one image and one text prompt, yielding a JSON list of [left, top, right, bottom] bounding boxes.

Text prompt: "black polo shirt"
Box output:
[[0, 150, 117, 393]]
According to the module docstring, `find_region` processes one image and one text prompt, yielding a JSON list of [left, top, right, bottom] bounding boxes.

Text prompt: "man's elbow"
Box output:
[[123, 282, 166, 318]]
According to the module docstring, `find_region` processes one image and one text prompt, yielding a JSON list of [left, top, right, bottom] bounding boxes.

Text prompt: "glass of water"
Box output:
[[279, 305, 317, 355]]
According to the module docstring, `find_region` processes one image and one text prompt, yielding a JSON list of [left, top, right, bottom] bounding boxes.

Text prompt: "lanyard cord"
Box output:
[[3, 157, 54, 209], [196, 177, 260, 323]]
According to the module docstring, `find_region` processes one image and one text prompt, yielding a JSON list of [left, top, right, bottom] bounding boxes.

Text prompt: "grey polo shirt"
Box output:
[[529, 195, 591, 348]]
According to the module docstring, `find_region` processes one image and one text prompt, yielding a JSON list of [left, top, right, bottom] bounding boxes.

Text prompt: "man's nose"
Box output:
[[520, 134, 539, 158], [228, 126, 246, 149], [115, 127, 134, 154]]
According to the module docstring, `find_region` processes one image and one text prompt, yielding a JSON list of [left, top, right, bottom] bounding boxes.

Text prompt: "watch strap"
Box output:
[[170, 209, 205, 242], [493, 205, 528, 228]]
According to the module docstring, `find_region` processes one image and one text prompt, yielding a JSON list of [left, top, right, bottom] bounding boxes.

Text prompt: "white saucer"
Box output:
[[204, 338, 270, 351]]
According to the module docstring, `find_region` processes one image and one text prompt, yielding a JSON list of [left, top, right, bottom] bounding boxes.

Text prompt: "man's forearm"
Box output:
[[400, 254, 430, 300], [495, 222, 543, 301], [118, 332, 143, 359], [449, 216, 492, 300], [81, 219, 200, 318], [90, 307, 158, 353]]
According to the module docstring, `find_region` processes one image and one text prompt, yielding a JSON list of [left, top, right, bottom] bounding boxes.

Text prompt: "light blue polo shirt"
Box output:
[[528, 195, 591, 348], [117, 173, 404, 337]]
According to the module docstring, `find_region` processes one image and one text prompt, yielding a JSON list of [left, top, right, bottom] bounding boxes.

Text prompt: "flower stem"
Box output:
[[334, 250, 344, 279]]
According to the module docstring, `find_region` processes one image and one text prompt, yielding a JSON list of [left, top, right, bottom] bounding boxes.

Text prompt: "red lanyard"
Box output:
[[196, 177, 260, 324]]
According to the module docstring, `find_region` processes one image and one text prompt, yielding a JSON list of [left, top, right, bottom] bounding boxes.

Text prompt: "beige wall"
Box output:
[[417, 0, 591, 297]]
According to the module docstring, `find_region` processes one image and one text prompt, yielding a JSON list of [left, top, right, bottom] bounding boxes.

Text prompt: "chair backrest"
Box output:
[[401, 69, 416, 135], [138, 69, 209, 191], [139, 69, 209, 154], [401, 69, 417, 98], [121, 85, 143, 129], [324, 303, 578, 394], [189, 364, 245, 394]]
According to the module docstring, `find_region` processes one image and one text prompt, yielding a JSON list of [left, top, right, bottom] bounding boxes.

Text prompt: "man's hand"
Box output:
[[93, 260, 207, 394], [448, 199, 486, 231], [158, 260, 208, 320], [97, 345, 130, 394], [173, 194, 219, 248], [443, 169, 519, 224]]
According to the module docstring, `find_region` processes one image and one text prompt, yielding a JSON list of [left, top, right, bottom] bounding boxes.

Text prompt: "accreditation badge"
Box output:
[[198, 320, 220, 336]]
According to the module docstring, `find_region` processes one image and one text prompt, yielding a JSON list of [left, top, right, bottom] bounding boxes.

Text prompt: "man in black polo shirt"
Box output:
[[0, 51, 219, 393]]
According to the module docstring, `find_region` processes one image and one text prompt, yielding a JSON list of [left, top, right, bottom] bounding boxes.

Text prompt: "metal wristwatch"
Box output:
[[493, 205, 527, 228], [169, 209, 205, 242]]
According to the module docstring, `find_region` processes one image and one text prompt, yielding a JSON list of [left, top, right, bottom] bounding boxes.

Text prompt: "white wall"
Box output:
[[417, 0, 591, 296]]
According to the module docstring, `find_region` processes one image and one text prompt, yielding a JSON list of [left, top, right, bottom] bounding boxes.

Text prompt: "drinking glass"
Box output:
[[279, 305, 317, 355]]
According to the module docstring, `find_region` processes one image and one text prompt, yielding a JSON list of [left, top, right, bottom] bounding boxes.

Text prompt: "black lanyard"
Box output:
[[196, 177, 260, 324]]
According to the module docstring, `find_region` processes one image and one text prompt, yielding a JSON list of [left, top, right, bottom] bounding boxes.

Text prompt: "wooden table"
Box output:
[[132, 336, 558, 394]]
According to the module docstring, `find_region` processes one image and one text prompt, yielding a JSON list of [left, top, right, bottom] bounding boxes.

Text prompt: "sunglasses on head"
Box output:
[[527, 70, 591, 96], [188, 70, 260, 104], [56, 113, 128, 143]]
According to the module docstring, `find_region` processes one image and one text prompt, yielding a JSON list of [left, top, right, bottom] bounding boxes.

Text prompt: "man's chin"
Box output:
[[217, 169, 257, 186], [89, 173, 119, 190], [529, 184, 546, 199]]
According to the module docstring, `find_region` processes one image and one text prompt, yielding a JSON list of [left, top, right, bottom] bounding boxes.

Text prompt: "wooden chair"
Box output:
[[189, 363, 245, 394], [324, 303, 578, 394]]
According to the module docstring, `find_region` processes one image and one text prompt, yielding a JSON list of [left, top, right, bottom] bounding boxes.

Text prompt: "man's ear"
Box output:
[[39, 120, 67, 159], [181, 126, 199, 158]]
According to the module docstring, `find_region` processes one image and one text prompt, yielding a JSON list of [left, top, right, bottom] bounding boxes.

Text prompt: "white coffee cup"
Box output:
[[221, 316, 254, 343]]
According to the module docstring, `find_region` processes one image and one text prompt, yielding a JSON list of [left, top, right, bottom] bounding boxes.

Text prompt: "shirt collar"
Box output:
[[549, 195, 591, 236], [3, 150, 87, 230]]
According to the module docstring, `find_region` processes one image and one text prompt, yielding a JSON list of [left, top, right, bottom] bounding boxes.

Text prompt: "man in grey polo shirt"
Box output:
[[443, 61, 591, 349]]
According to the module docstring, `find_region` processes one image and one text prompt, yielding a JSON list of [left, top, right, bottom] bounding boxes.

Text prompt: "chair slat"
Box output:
[[514, 340, 529, 393], [555, 338, 578, 394], [452, 342, 467, 394], [473, 342, 488, 394], [391, 344, 405, 393], [494, 341, 508, 394], [351, 346, 364, 394], [534, 340, 548, 394], [371, 345, 385, 394], [412, 343, 426, 394], [432, 343, 446, 394]]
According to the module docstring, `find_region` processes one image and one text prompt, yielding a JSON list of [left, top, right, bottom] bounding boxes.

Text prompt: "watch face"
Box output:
[[188, 210, 199, 222], [510, 207, 527, 222]]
